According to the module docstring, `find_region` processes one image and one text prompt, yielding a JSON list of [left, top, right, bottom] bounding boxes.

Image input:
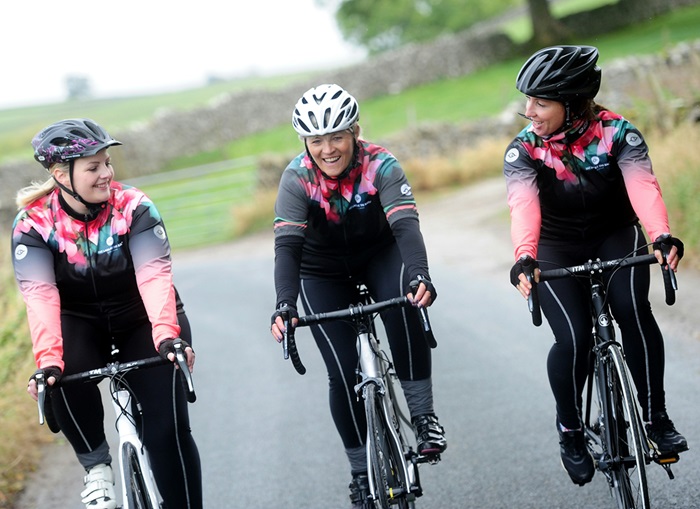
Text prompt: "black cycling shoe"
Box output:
[[412, 414, 447, 456], [348, 472, 371, 509], [646, 411, 689, 454], [556, 418, 595, 486]]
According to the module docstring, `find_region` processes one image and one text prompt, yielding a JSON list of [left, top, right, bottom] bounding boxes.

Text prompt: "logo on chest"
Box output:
[[349, 193, 371, 211]]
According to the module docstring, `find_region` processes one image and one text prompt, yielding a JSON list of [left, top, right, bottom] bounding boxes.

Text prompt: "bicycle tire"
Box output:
[[602, 346, 650, 509], [123, 442, 156, 509], [365, 383, 413, 509]]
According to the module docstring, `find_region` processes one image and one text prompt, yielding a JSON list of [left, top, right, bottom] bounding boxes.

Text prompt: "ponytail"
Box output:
[[15, 162, 67, 209]]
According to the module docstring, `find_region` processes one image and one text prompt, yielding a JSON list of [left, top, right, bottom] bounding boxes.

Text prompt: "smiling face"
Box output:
[[524, 96, 566, 137], [304, 128, 357, 178], [53, 149, 115, 212]]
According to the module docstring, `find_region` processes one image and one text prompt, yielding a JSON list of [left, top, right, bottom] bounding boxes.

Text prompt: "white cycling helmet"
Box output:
[[292, 84, 359, 136]]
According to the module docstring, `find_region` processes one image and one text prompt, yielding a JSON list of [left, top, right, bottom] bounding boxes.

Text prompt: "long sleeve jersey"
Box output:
[[273, 140, 430, 307], [11, 182, 181, 370], [503, 110, 669, 260]]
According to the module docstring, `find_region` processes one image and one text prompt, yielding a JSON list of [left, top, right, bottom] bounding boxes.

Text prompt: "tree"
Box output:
[[526, 0, 571, 48], [323, 0, 575, 54], [322, 0, 520, 54], [65, 74, 92, 101]]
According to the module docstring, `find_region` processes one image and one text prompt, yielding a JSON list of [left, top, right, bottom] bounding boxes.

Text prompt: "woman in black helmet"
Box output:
[[13, 119, 202, 509], [504, 46, 687, 486]]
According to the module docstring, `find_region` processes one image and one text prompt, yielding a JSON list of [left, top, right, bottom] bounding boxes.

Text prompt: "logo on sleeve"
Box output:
[[626, 132, 643, 147], [154, 225, 167, 240], [14, 244, 28, 261], [505, 148, 520, 163], [400, 183, 412, 196]]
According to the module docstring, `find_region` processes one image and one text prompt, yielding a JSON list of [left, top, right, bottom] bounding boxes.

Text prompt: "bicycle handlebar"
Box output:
[[37, 353, 196, 426], [283, 296, 436, 375], [527, 253, 677, 327]]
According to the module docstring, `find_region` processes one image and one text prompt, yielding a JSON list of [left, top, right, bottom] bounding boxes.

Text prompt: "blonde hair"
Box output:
[[15, 162, 68, 209]]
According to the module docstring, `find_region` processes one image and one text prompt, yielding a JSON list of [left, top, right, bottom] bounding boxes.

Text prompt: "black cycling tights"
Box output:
[[538, 224, 666, 428], [51, 313, 202, 509], [299, 242, 432, 450]]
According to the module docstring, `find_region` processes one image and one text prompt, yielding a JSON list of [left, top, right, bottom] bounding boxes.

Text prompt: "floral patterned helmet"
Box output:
[[32, 118, 122, 169], [516, 45, 601, 101], [292, 84, 359, 136]]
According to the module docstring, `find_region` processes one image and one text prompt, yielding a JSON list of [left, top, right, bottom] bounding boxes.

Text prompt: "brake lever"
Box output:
[[36, 373, 46, 426], [282, 316, 289, 360], [174, 341, 197, 403]]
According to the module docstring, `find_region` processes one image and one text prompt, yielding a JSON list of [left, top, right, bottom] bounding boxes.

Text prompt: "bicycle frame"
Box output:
[[527, 252, 679, 509], [112, 379, 162, 509], [355, 322, 420, 506], [584, 277, 651, 508], [36, 342, 195, 509], [283, 288, 436, 508]]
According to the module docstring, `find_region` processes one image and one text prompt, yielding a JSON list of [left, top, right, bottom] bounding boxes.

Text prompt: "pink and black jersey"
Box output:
[[504, 110, 669, 260], [12, 182, 181, 370]]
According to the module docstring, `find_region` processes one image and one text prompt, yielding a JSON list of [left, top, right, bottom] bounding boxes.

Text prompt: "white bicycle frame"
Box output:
[[356, 330, 416, 500], [112, 386, 161, 509]]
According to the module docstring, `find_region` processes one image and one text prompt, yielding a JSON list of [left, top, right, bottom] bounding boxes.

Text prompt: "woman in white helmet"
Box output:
[[271, 84, 446, 508]]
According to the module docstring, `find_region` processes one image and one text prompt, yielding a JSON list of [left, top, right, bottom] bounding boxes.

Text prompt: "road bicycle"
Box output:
[[526, 250, 681, 509], [35, 340, 196, 509], [282, 284, 438, 508]]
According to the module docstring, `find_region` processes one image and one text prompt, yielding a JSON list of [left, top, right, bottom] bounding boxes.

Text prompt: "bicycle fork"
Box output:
[[113, 389, 161, 509], [355, 331, 419, 503]]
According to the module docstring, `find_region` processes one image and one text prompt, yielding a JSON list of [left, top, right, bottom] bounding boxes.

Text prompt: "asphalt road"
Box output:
[[15, 179, 700, 508]]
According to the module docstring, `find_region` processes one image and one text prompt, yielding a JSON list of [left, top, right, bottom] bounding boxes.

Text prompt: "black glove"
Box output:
[[408, 275, 437, 303], [510, 255, 538, 287], [158, 338, 192, 361], [29, 368, 62, 434], [271, 303, 298, 326], [29, 366, 62, 385], [653, 234, 684, 260]]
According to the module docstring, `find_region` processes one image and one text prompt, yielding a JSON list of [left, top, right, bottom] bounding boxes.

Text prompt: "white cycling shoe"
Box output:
[[80, 463, 117, 509]]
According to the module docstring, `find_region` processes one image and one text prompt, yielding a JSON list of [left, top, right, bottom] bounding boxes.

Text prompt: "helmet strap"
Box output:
[[564, 102, 573, 128]]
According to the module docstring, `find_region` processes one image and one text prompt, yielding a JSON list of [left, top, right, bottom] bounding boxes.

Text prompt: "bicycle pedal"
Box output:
[[654, 452, 680, 465], [417, 453, 441, 465]]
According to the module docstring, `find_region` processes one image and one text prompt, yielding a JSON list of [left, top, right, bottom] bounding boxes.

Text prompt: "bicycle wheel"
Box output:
[[602, 346, 650, 509], [365, 383, 413, 509], [122, 442, 156, 509]]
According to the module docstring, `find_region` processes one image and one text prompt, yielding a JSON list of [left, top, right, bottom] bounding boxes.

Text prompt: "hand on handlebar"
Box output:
[[510, 255, 540, 300], [653, 234, 684, 272], [158, 338, 195, 372], [270, 303, 298, 343], [27, 367, 62, 401], [408, 275, 436, 308]]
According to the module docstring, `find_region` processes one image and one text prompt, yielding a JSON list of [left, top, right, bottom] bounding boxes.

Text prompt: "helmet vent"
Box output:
[[291, 84, 359, 136]]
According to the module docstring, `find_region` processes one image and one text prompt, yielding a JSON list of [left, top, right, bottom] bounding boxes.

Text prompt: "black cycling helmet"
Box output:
[[32, 118, 122, 170], [516, 45, 601, 101]]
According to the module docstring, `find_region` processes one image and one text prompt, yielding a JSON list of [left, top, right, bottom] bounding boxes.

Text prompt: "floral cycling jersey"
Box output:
[[273, 140, 429, 305], [504, 109, 669, 260], [11, 182, 180, 371]]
